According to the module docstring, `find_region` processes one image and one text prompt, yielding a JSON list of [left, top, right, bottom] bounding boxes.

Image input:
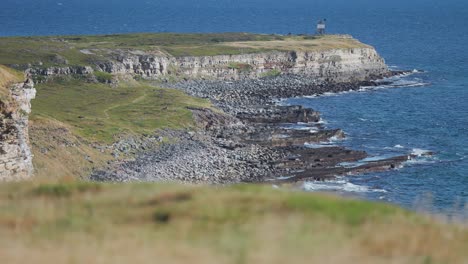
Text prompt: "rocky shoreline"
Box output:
[[92, 72, 424, 185]]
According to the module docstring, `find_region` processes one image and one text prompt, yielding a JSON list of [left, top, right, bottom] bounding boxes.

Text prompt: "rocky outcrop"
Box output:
[[0, 78, 36, 181], [27, 66, 94, 76], [27, 36, 389, 82], [93, 47, 387, 81], [174, 48, 387, 81]]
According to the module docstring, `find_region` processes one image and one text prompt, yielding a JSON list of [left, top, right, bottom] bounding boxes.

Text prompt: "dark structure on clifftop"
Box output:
[[316, 19, 326, 35]]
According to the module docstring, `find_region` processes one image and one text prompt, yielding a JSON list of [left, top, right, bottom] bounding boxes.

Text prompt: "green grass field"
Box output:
[[0, 33, 280, 67], [0, 181, 466, 264], [31, 78, 211, 143]]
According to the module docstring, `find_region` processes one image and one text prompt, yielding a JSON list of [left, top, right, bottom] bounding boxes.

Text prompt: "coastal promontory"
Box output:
[[0, 32, 466, 263], [0, 33, 397, 181]]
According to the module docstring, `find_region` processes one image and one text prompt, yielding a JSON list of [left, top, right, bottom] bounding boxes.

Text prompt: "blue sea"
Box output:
[[1, 0, 467, 214]]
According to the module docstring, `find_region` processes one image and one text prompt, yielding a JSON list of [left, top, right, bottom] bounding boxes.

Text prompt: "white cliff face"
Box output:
[[29, 46, 388, 82], [91, 50, 173, 77], [27, 66, 94, 76], [92, 47, 388, 81], [0, 79, 36, 181]]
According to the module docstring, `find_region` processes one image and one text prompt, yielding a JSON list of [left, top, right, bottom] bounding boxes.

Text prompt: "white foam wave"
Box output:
[[383, 144, 405, 150], [294, 68, 428, 100], [304, 143, 337, 149], [302, 179, 387, 193], [340, 153, 412, 168], [366, 80, 429, 90], [337, 161, 366, 168], [361, 154, 398, 162], [404, 158, 436, 166], [281, 123, 321, 132], [375, 71, 429, 89], [286, 126, 315, 131], [276, 175, 295, 180], [329, 135, 344, 142], [316, 118, 328, 125], [411, 148, 432, 157], [400, 149, 437, 167], [309, 128, 319, 134]]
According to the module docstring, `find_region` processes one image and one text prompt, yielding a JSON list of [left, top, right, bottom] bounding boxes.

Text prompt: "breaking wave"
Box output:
[[302, 178, 387, 193]]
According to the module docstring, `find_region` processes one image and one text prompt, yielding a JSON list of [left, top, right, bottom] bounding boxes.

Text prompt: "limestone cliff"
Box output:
[[26, 36, 389, 82], [93, 47, 387, 81], [0, 68, 36, 181]]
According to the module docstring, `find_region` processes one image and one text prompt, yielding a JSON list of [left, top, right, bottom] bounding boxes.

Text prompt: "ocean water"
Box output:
[[1, 0, 467, 213]]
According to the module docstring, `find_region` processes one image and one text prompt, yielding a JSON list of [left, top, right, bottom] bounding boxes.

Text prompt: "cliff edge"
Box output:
[[1, 34, 389, 82], [0, 66, 36, 180]]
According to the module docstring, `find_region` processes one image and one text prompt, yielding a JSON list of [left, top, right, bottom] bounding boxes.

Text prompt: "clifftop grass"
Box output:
[[0, 33, 368, 68], [0, 65, 23, 99], [224, 35, 371, 52], [31, 78, 211, 143], [0, 181, 466, 264]]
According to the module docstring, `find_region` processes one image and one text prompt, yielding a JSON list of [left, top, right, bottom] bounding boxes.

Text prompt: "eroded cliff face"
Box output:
[[176, 48, 387, 81], [28, 46, 388, 82], [92, 47, 388, 81], [0, 78, 36, 181]]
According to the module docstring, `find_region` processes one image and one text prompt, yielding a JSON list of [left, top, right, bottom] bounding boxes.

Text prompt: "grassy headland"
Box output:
[[0, 33, 368, 68], [0, 181, 466, 264], [0, 33, 370, 178]]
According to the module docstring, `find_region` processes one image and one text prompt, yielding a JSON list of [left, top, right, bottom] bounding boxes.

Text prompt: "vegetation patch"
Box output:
[[31, 78, 212, 143], [163, 45, 264, 57], [32, 182, 102, 197], [260, 69, 281, 78], [94, 71, 113, 83], [153, 210, 172, 223], [0, 65, 23, 100], [285, 193, 401, 226], [227, 62, 253, 72], [329, 55, 342, 62], [29, 117, 113, 180]]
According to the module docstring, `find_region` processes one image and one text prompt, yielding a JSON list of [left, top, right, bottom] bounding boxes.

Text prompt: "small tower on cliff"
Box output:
[[316, 19, 326, 35]]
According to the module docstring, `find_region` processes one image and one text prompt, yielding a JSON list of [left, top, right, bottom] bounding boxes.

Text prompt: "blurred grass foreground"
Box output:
[[0, 181, 466, 264]]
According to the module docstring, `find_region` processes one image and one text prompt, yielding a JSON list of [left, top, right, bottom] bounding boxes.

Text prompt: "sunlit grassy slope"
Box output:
[[0, 181, 466, 264], [31, 78, 211, 143], [28, 77, 211, 179]]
